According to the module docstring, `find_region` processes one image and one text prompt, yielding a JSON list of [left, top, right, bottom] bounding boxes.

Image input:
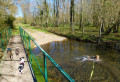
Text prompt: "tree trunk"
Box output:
[[55, 0, 59, 27], [82, 24, 84, 36], [79, 0, 83, 30], [92, 0, 96, 26], [44, 0, 48, 27], [62, 0, 65, 27], [70, 0, 74, 31], [79, 13, 82, 30], [113, 20, 120, 33], [99, 21, 102, 37], [54, 0, 56, 27], [116, 20, 120, 32], [101, 17, 105, 32], [97, 21, 102, 44]]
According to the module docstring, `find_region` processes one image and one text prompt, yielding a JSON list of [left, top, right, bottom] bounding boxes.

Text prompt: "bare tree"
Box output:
[[70, 0, 75, 31], [79, 0, 83, 30]]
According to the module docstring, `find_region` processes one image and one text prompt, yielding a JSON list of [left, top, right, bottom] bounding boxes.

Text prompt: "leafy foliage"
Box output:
[[0, 0, 17, 31], [5, 15, 16, 29]]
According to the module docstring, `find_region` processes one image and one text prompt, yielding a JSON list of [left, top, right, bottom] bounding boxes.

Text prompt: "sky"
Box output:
[[15, 5, 23, 17], [15, 0, 54, 17]]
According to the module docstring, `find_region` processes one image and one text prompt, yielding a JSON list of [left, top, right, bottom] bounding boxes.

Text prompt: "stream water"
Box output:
[[32, 39, 120, 82]]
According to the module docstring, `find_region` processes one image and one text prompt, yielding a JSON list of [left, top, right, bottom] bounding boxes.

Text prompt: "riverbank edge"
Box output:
[[42, 30, 120, 51], [45, 30, 120, 50], [22, 24, 120, 51]]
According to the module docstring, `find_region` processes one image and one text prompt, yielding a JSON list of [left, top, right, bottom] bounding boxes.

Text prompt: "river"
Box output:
[[32, 39, 120, 82]]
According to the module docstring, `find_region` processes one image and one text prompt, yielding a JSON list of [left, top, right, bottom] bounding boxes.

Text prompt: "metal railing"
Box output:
[[19, 26, 75, 82], [0, 27, 11, 52]]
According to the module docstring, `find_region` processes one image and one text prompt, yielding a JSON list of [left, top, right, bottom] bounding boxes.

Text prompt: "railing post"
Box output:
[[21, 28, 22, 40], [21, 29, 24, 41], [44, 53, 48, 82], [9, 27, 11, 38], [8, 28, 10, 39], [5, 30, 8, 45], [23, 31, 25, 43], [0, 33, 4, 52], [9, 27, 11, 39], [24, 32, 27, 50], [19, 26, 21, 37], [29, 36, 32, 64]]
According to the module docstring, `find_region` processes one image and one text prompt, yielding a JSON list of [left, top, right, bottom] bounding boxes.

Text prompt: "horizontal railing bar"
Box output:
[[19, 26, 75, 82]]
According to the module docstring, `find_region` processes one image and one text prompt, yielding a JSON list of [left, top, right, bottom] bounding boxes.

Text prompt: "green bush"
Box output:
[[5, 15, 16, 29], [30, 22, 36, 26]]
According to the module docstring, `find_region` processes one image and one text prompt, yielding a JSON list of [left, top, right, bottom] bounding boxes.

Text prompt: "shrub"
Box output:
[[5, 15, 16, 29], [30, 22, 36, 26]]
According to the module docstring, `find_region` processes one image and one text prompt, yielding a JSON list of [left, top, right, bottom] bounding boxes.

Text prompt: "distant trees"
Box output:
[[20, 0, 31, 24], [20, 0, 120, 35]]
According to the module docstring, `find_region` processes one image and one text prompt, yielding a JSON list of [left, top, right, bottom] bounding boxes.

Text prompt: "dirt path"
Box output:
[[23, 27, 67, 46], [0, 35, 33, 82]]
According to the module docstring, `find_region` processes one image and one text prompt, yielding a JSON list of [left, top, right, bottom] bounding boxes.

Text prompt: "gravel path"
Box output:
[[23, 27, 67, 46], [0, 35, 33, 82]]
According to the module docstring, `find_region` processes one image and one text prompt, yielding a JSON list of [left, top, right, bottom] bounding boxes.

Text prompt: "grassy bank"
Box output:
[[21, 24, 120, 44]]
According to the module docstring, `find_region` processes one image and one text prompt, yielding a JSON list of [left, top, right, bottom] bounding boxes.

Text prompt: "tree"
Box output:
[[5, 15, 15, 29], [20, 0, 31, 24], [79, 0, 83, 30], [44, 0, 49, 27], [70, 0, 75, 31], [0, 0, 17, 29], [18, 0, 120, 37]]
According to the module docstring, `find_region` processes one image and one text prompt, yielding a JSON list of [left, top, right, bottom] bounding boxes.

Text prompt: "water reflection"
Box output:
[[32, 39, 120, 81]]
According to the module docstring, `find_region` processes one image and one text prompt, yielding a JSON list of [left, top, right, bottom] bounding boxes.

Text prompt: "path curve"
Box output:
[[23, 27, 67, 46]]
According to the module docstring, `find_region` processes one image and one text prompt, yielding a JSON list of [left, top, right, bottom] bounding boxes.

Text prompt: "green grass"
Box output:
[[20, 23, 99, 42], [102, 33, 120, 42], [11, 23, 20, 35], [30, 56, 45, 82], [21, 23, 120, 43], [20, 24, 49, 33], [37, 26, 98, 42], [27, 54, 56, 82]]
